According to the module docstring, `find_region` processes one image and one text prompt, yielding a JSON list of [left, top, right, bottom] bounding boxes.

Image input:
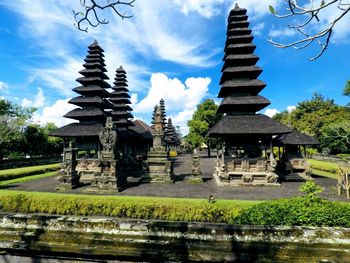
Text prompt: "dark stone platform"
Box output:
[[5, 152, 348, 201]]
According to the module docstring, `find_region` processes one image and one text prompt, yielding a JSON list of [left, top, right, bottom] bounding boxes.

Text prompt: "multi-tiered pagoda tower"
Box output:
[[109, 66, 134, 129], [51, 40, 111, 149], [209, 5, 291, 186]]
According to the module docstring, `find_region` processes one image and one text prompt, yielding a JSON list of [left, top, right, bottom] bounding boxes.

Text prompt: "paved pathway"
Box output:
[[7, 153, 348, 201]]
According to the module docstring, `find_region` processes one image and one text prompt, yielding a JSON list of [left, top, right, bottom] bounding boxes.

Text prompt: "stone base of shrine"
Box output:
[[147, 150, 173, 183], [213, 169, 280, 187]]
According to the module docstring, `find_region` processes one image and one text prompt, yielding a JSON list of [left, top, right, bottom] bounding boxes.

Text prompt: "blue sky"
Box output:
[[0, 0, 349, 133]]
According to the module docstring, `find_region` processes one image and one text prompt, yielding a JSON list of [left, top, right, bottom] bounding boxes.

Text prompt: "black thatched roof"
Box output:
[[88, 40, 104, 52], [219, 79, 266, 97], [64, 108, 105, 120], [226, 35, 254, 45], [76, 77, 111, 89], [222, 54, 259, 69], [116, 66, 126, 73], [220, 65, 262, 84], [228, 21, 249, 29], [274, 130, 319, 145], [227, 28, 252, 36], [208, 114, 291, 136], [229, 6, 247, 16], [109, 66, 134, 128], [50, 123, 104, 137], [129, 120, 153, 140], [218, 95, 270, 113], [79, 68, 109, 79], [224, 43, 256, 55], [73, 85, 110, 97]]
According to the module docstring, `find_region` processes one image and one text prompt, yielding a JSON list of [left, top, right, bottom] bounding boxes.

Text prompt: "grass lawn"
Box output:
[[0, 163, 59, 181], [307, 159, 339, 180], [0, 171, 57, 187]]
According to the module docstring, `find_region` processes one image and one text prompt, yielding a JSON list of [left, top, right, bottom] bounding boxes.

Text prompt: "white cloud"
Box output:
[[21, 98, 33, 107], [33, 98, 77, 127], [268, 28, 297, 38], [173, 0, 281, 18], [134, 73, 211, 134], [130, 93, 138, 106], [134, 73, 210, 113], [252, 22, 265, 36], [20, 88, 46, 108], [287, 105, 296, 112], [0, 81, 9, 90], [173, 0, 226, 18], [34, 88, 45, 107], [264, 108, 279, 117]]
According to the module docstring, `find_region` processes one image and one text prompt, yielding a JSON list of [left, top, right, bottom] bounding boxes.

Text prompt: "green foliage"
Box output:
[[299, 181, 323, 198], [269, 5, 275, 14], [273, 93, 350, 154], [0, 191, 258, 223], [187, 99, 221, 149], [0, 99, 37, 158], [235, 196, 350, 227], [344, 80, 350, 108], [0, 163, 60, 181]]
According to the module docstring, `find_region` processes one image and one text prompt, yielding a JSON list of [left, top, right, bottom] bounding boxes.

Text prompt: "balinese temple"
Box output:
[[51, 40, 111, 153], [109, 66, 134, 129], [274, 130, 319, 181], [208, 5, 292, 186]]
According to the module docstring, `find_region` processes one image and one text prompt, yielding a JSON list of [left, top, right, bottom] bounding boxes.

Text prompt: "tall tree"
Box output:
[[187, 99, 221, 156], [0, 99, 36, 158], [273, 93, 350, 154], [268, 1, 350, 60]]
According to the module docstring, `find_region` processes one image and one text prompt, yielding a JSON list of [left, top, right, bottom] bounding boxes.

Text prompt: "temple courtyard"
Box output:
[[6, 151, 346, 202]]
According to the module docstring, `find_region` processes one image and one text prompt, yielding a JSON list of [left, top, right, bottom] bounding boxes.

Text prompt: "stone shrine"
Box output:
[[147, 107, 173, 183]]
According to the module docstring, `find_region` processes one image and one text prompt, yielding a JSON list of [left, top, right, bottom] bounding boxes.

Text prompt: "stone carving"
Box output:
[[88, 117, 126, 192], [56, 143, 80, 190], [191, 153, 202, 177], [213, 155, 280, 186], [99, 117, 117, 160]]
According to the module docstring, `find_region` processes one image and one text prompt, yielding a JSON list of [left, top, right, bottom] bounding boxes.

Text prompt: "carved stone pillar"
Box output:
[[56, 143, 79, 190]]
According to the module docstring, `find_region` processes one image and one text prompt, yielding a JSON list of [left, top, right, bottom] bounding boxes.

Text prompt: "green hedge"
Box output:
[[0, 191, 258, 223], [0, 164, 60, 181], [236, 197, 350, 227]]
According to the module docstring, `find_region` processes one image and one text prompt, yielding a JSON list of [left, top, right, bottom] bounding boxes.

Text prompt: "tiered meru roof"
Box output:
[[109, 66, 134, 129], [50, 40, 111, 137], [209, 5, 291, 136]]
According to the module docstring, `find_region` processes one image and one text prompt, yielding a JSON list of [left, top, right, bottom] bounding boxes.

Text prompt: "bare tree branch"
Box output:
[[73, 0, 135, 32], [268, 0, 350, 60]]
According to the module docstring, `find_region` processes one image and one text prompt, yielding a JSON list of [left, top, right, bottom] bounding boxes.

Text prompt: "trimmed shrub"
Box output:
[[0, 164, 60, 181], [0, 191, 256, 223], [235, 197, 350, 227]]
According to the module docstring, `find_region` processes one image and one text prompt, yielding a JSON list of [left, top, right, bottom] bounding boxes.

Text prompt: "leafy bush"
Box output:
[[0, 191, 256, 223], [236, 182, 350, 227], [235, 197, 350, 227], [0, 163, 60, 181]]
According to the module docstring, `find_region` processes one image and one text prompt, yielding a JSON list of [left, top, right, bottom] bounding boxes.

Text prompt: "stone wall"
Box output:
[[0, 213, 349, 262]]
